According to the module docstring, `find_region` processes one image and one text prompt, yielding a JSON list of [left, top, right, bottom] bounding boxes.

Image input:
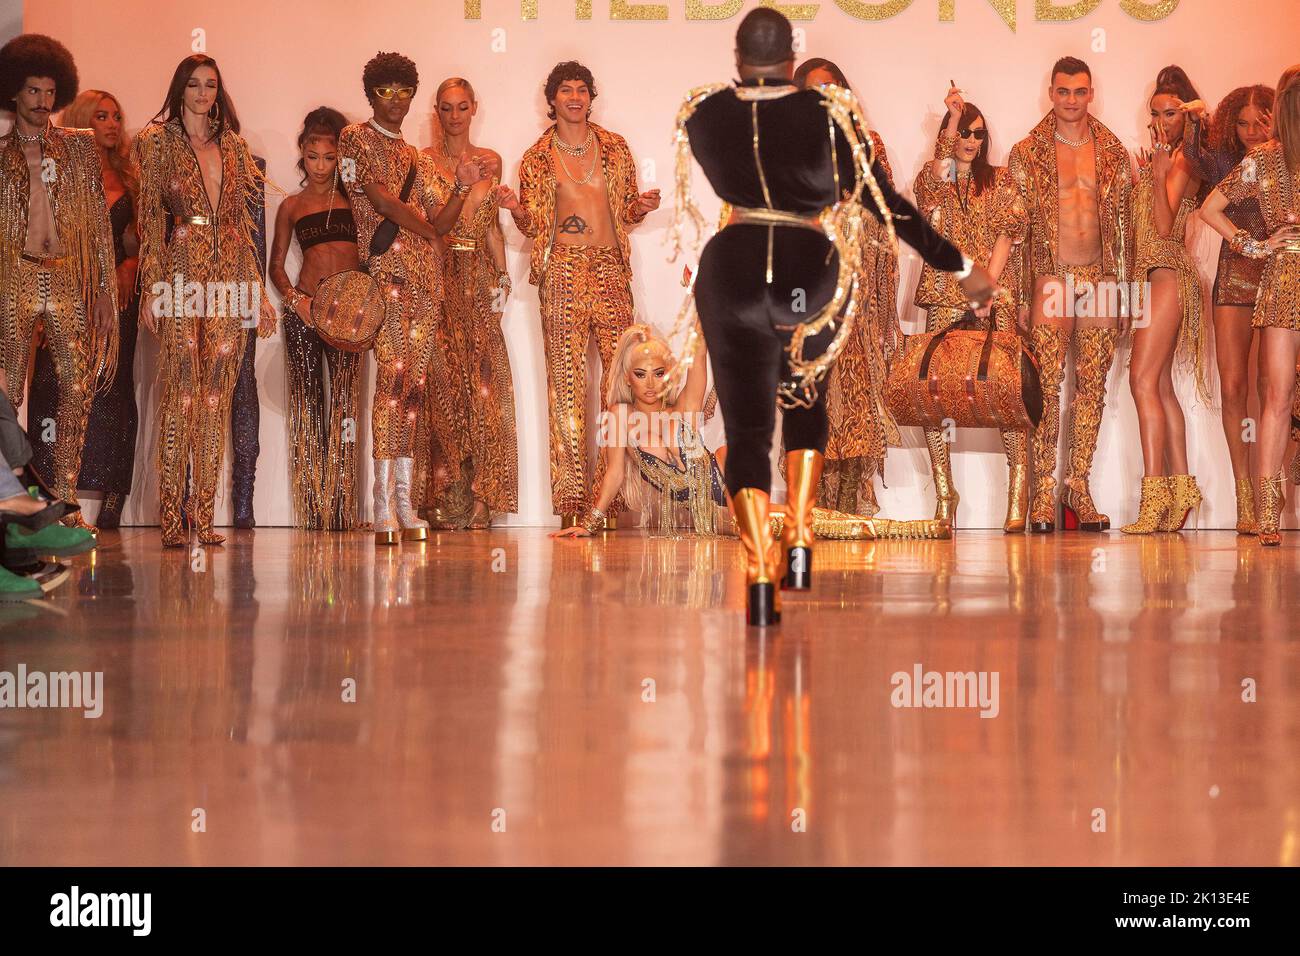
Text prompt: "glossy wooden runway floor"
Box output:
[[1, 527, 1297, 866]]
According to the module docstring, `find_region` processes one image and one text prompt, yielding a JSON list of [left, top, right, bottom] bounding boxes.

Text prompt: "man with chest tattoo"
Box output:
[[0, 34, 117, 534], [499, 61, 660, 528], [1009, 56, 1135, 534]]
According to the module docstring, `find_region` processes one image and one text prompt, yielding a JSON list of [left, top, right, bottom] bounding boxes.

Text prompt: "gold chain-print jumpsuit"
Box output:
[[134, 120, 266, 544], [417, 172, 519, 526]]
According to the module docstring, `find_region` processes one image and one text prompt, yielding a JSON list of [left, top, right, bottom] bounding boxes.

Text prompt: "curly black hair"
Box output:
[[362, 51, 418, 101], [544, 61, 596, 121], [0, 33, 79, 112]]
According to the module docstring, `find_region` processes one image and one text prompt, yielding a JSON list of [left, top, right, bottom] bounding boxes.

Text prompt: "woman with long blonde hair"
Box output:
[[27, 89, 140, 529], [551, 325, 949, 542], [1202, 65, 1300, 546]]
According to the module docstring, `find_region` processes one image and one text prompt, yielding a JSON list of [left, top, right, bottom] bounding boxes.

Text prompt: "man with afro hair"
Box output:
[[0, 33, 117, 533]]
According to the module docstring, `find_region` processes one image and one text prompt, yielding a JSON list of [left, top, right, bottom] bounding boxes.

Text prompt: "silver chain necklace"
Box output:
[[368, 118, 402, 140], [1054, 130, 1092, 149]]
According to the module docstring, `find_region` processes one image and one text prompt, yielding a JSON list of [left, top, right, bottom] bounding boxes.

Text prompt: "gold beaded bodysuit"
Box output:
[[0, 124, 117, 514], [1217, 142, 1300, 331], [133, 119, 264, 544], [515, 123, 648, 517], [417, 169, 518, 527], [337, 122, 444, 461]]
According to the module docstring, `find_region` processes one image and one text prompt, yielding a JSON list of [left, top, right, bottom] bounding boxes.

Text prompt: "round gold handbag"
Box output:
[[310, 270, 386, 352]]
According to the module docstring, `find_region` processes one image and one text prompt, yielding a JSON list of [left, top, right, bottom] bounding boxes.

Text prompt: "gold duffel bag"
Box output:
[[884, 313, 1043, 430], [309, 270, 386, 353]]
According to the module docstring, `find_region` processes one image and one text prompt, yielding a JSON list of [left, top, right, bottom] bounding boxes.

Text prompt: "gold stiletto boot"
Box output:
[[732, 488, 782, 625], [1257, 473, 1285, 547], [1161, 475, 1203, 532], [1061, 327, 1119, 532], [781, 449, 824, 591], [1002, 429, 1028, 534], [924, 427, 959, 526], [1121, 476, 1172, 535], [1028, 326, 1069, 532], [1234, 477, 1257, 535]]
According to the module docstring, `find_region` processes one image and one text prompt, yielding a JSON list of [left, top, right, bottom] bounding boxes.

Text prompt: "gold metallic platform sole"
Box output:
[[401, 527, 428, 542], [375, 530, 400, 546]]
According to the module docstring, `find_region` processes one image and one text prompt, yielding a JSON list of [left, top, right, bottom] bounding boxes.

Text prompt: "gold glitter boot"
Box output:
[[1234, 477, 1257, 536], [1160, 474, 1203, 532], [1121, 476, 1172, 535], [1256, 473, 1285, 548], [1028, 326, 1069, 533], [1002, 429, 1028, 534], [1061, 328, 1119, 532], [925, 426, 959, 526], [781, 450, 823, 591]]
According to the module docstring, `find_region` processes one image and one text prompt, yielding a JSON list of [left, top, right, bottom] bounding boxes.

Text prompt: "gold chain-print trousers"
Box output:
[[539, 244, 634, 516], [156, 304, 247, 538], [8, 258, 93, 504], [372, 274, 439, 461]]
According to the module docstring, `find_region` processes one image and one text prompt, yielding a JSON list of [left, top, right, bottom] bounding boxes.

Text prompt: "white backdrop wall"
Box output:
[[15, 0, 1300, 528]]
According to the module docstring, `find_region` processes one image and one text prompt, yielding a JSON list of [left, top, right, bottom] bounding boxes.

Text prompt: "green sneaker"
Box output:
[[0, 564, 42, 602], [5, 522, 98, 560]]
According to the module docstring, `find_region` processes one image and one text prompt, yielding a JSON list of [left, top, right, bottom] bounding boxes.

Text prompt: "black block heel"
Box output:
[[747, 582, 780, 627], [782, 546, 812, 591]]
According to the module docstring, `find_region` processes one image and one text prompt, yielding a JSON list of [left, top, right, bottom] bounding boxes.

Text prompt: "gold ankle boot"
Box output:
[[1161, 475, 1203, 532], [925, 426, 959, 526], [731, 488, 782, 625], [781, 450, 823, 590], [1121, 476, 1172, 535], [1234, 477, 1257, 535], [1257, 473, 1285, 547], [1028, 325, 1069, 532], [1002, 429, 1028, 534], [1062, 327, 1119, 532]]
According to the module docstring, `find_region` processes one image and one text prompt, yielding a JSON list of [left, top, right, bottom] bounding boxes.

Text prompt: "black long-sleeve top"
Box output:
[[685, 80, 965, 272]]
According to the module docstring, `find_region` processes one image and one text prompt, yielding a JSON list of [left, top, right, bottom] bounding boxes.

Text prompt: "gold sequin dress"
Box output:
[[1217, 142, 1300, 330]]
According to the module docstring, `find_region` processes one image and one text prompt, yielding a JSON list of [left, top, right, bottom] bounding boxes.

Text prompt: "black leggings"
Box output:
[[694, 224, 838, 497]]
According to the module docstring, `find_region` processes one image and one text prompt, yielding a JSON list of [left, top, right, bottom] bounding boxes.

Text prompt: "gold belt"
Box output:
[[19, 252, 68, 268], [725, 206, 824, 232], [446, 236, 479, 252], [173, 215, 210, 226]]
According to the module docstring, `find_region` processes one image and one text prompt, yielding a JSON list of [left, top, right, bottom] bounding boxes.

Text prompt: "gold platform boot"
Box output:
[[1028, 325, 1069, 533], [1002, 429, 1029, 534], [781, 450, 824, 591], [1234, 477, 1257, 535], [1257, 472, 1285, 547], [732, 488, 782, 625], [924, 426, 959, 526], [1161, 475, 1203, 531], [1121, 476, 1172, 534], [394, 457, 428, 542], [1061, 327, 1119, 532]]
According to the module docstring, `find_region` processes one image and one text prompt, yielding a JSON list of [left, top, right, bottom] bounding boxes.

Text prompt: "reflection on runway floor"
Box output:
[[0, 528, 1296, 865]]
